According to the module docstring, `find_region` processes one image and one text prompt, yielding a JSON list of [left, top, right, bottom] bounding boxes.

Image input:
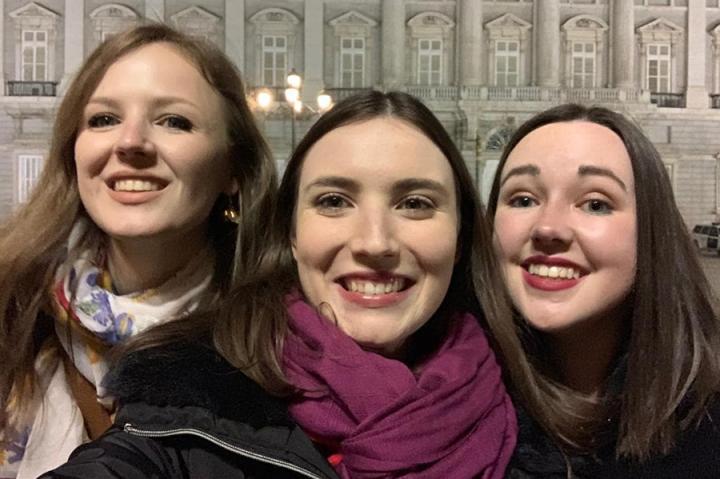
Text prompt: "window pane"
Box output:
[[342, 38, 351, 49], [37, 31, 46, 42]]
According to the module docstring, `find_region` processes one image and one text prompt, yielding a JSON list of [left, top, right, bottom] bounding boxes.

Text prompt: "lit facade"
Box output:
[[1, 0, 719, 228]]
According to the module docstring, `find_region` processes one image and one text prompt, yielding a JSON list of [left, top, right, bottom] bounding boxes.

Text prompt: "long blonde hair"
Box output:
[[0, 24, 276, 431]]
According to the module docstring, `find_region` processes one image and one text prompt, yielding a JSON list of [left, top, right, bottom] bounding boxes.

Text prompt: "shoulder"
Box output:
[[39, 426, 179, 478], [599, 397, 720, 479], [107, 340, 293, 429]]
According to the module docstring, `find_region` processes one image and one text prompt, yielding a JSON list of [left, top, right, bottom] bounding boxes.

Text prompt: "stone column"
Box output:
[[62, 0, 83, 88], [535, 0, 560, 87], [303, 0, 324, 102], [382, 0, 405, 89], [459, 0, 482, 85], [225, 0, 244, 71], [686, 0, 708, 108], [612, 0, 635, 88], [145, 0, 164, 23]]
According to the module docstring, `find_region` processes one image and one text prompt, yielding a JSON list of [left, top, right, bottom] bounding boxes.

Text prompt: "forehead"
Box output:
[[93, 42, 209, 95], [504, 120, 634, 186], [299, 117, 454, 185]]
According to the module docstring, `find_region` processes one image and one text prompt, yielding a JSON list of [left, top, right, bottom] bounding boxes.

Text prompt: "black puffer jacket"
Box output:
[[42, 342, 339, 479]]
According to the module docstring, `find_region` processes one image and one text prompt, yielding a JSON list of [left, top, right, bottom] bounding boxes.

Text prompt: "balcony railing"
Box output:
[[461, 86, 645, 103], [324, 87, 372, 101], [650, 92, 686, 108], [7, 81, 57, 97]]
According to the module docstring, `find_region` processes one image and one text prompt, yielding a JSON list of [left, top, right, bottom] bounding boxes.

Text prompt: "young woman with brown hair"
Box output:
[[488, 104, 720, 477], [45, 91, 518, 478], [0, 24, 275, 478]]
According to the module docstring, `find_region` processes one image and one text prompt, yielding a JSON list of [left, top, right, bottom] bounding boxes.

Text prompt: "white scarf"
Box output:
[[0, 225, 215, 479]]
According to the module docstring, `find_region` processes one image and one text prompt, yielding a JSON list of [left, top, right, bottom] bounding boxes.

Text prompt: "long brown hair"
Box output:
[[212, 90, 523, 395], [486, 103, 720, 460], [0, 24, 275, 430]]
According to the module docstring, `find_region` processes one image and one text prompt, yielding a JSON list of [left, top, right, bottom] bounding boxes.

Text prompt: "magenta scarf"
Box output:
[[282, 297, 517, 478]]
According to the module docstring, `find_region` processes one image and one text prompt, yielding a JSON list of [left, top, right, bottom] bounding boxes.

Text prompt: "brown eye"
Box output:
[[509, 195, 536, 208]]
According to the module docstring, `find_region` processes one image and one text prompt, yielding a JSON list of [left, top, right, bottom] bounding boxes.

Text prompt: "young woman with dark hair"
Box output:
[[45, 90, 519, 478], [0, 24, 275, 478], [487, 103, 720, 477]]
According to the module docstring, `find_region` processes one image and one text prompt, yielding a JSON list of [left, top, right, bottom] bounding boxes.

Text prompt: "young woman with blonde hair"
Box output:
[[0, 24, 275, 478]]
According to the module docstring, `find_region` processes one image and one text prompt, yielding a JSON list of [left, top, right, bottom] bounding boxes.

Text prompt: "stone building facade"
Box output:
[[1, 0, 720, 229]]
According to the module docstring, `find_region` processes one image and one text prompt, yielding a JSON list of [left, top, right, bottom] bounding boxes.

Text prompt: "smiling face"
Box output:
[[493, 120, 637, 336], [292, 117, 459, 357], [74, 42, 234, 251]]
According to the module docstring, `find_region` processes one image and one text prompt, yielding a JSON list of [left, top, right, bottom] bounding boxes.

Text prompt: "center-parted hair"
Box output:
[[212, 90, 521, 395]]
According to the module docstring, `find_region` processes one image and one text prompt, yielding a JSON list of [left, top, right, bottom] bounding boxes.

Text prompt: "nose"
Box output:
[[348, 206, 400, 261], [530, 202, 574, 251], [114, 118, 156, 161]]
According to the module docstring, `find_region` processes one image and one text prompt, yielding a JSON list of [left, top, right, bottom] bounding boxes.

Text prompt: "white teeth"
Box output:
[[113, 179, 161, 192], [528, 264, 580, 280], [346, 278, 405, 296]]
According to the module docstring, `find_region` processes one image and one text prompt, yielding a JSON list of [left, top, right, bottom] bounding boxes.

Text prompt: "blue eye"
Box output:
[[160, 115, 193, 131], [87, 114, 119, 128], [582, 199, 613, 215]]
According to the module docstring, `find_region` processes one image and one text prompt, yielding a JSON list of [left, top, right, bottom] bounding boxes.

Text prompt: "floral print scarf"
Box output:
[[0, 225, 214, 479]]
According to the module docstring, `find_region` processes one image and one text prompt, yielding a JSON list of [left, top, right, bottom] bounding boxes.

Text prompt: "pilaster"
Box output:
[[303, 0, 324, 101], [535, 0, 559, 87], [225, 0, 244, 71], [612, 0, 635, 88], [382, 0, 405, 89], [459, 0, 482, 85], [686, 0, 707, 108], [62, 0, 83, 88], [0, 0, 4, 96]]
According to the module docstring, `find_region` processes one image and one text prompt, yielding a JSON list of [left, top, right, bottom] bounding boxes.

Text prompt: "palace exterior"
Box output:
[[1, 0, 719, 228]]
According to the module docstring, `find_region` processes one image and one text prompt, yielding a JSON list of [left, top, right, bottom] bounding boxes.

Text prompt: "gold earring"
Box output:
[[224, 206, 240, 224]]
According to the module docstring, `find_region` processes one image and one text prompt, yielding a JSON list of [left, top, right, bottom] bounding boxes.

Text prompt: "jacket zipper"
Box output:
[[124, 423, 327, 479]]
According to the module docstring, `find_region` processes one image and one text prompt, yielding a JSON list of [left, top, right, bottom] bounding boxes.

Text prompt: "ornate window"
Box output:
[[15, 154, 43, 204], [89, 4, 138, 47], [329, 11, 377, 88], [710, 24, 720, 93], [407, 12, 455, 86], [417, 38, 443, 85], [485, 14, 532, 87], [562, 15, 608, 89], [9, 2, 58, 82], [495, 40, 520, 86], [250, 8, 300, 87], [637, 18, 683, 93], [262, 35, 287, 86], [340, 37, 365, 87], [170, 6, 221, 45]]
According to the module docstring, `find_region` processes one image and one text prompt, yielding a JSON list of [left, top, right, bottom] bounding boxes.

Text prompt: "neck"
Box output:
[[548, 311, 626, 397], [106, 232, 210, 294]]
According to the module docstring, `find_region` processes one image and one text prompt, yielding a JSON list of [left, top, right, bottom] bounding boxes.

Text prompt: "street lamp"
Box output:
[[251, 69, 335, 150]]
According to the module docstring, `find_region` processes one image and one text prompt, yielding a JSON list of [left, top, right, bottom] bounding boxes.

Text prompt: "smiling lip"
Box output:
[[521, 255, 587, 292], [105, 175, 168, 205], [335, 272, 413, 309]]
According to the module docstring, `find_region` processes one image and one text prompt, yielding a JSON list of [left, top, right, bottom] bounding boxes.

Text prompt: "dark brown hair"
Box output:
[[212, 90, 522, 394], [0, 23, 275, 431], [486, 103, 720, 459]]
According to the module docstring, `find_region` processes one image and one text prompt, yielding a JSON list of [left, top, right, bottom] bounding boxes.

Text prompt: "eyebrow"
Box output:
[[85, 96, 199, 110], [302, 176, 450, 196], [303, 176, 359, 194], [499, 164, 540, 187], [577, 165, 627, 191], [391, 178, 450, 197]]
